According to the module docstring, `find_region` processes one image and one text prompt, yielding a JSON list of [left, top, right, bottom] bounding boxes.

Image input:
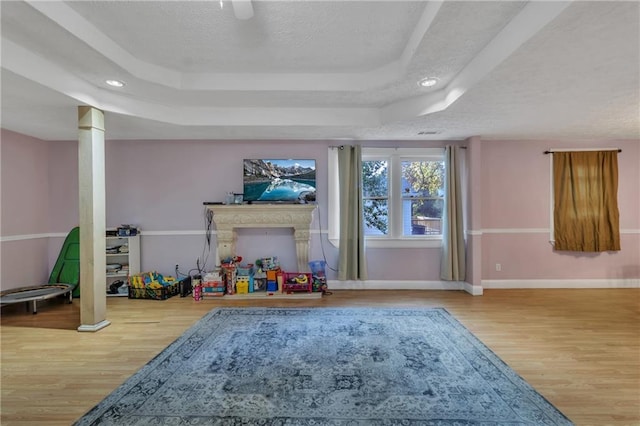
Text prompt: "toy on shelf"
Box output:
[[309, 260, 328, 293], [265, 269, 278, 293], [220, 263, 236, 295], [281, 272, 312, 293], [254, 256, 281, 294], [128, 271, 180, 300], [220, 255, 248, 295], [253, 268, 267, 291], [257, 256, 279, 271], [202, 270, 225, 297], [192, 274, 202, 301], [236, 276, 250, 294], [236, 263, 254, 293], [289, 274, 308, 284]]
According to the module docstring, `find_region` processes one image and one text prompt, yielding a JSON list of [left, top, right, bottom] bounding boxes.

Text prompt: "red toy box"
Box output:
[[281, 272, 312, 293]]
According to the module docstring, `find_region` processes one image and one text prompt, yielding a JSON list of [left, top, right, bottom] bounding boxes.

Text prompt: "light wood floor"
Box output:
[[1, 289, 639, 426]]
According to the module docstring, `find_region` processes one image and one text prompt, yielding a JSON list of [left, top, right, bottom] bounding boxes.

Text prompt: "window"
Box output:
[[328, 147, 445, 248]]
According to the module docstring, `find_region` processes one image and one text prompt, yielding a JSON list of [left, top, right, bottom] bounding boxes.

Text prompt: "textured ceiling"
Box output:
[[1, 0, 638, 141], [67, 1, 427, 73]]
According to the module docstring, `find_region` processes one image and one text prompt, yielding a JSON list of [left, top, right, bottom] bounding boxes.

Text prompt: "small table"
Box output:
[[0, 284, 74, 314]]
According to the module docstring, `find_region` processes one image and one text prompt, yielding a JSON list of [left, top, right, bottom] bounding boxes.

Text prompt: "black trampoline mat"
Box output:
[[0, 284, 72, 304]]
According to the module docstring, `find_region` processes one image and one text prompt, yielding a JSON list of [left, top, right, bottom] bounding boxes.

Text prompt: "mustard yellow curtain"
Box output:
[[553, 151, 620, 252]]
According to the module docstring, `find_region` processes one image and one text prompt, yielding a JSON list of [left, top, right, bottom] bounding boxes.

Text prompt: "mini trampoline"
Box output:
[[1, 227, 80, 315], [0, 284, 74, 314]]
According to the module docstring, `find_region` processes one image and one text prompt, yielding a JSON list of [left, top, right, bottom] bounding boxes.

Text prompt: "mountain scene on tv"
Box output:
[[243, 159, 316, 203]]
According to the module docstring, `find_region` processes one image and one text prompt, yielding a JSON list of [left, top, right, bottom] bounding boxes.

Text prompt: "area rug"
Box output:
[[75, 308, 572, 425]]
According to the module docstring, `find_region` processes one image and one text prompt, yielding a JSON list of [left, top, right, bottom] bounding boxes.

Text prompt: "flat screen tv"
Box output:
[[243, 159, 316, 203]]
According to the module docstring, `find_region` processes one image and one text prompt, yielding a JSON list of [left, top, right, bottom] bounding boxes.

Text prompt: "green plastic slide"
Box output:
[[48, 227, 81, 297]]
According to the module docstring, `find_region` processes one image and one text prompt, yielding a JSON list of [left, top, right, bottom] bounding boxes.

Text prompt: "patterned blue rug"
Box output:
[[75, 308, 572, 425]]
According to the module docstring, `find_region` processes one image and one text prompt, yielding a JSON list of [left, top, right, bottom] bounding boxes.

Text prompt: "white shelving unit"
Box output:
[[106, 231, 141, 297]]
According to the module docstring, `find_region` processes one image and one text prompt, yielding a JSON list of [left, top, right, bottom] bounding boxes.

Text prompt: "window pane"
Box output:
[[401, 160, 444, 197], [402, 199, 443, 236], [362, 161, 388, 198], [363, 199, 388, 235]]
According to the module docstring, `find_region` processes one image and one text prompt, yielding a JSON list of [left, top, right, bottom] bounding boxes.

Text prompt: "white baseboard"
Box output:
[[77, 320, 111, 332], [482, 279, 640, 289], [463, 282, 484, 295], [326, 280, 483, 296]]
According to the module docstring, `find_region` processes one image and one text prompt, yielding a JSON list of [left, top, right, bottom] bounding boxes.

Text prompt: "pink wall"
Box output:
[[36, 138, 452, 280], [104, 139, 329, 230], [482, 233, 640, 280], [46, 140, 80, 271], [480, 139, 640, 281], [103, 139, 330, 275], [47, 141, 79, 233], [1, 130, 52, 288], [1, 130, 50, 235], [2, 129, 638, 290], [100, 139, 452, 280]]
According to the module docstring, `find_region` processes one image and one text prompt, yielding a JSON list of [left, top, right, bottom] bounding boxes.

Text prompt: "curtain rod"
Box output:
[[544, 148, 621, 154]]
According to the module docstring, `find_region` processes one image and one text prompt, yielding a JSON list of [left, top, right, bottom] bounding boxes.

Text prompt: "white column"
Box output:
[[77, 106, 110, 332]]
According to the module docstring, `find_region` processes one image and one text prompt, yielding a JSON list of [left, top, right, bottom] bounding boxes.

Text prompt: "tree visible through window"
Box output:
[[362, 149, 445, 238], [362, 160, 389, 234]]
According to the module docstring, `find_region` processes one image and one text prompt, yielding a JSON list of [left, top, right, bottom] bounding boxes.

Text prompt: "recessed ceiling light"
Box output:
[[106, 79, 125, 88], [418, 77, 438, 88]]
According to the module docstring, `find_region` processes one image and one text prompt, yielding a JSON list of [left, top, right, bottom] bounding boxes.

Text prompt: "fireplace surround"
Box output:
[[207, 204, 316, 272]]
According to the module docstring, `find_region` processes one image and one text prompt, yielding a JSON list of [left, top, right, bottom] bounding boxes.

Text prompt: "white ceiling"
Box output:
[[1, 0, 638, 141]]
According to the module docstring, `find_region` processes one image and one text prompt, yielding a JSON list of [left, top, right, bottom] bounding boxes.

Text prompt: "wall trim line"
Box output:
[[467, 228, 639, 236], [2, 228, 329, 241], [482, 278, 639, 289], [0, 232, 65, 242], [141, 230, 205, 236], [3, 228, 637, 241], [482, 228, 549, 234]]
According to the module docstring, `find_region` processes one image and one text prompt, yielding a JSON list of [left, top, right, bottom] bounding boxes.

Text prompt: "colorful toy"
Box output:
[[201, 271, 225, 297], [287, 274, 308, 284], [281, 272, 312, 293], [192, 274, 202, 301], [128, 271, 182, 299], [236, 276, 250, 294]]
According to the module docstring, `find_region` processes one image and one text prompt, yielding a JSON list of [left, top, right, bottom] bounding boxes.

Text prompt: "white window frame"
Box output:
[[328, 147, 444, 249]]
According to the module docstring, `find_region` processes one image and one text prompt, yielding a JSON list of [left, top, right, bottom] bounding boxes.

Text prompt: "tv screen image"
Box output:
[[243, 159, 316, 203]]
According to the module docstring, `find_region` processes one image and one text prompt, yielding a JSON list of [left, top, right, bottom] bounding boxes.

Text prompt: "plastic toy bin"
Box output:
[[128, 282, 180, 300], [128, 272, 180, 300], [281, 272, 312, 293], [308, 260, 327, 292], [309, 260, 326, 276]]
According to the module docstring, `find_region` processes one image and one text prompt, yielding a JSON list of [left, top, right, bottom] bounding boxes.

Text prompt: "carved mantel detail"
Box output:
[[207, 204, 316, 272]]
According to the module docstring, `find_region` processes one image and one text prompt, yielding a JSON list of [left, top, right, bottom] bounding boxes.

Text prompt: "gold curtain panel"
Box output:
[[553, 151, 620, 252]]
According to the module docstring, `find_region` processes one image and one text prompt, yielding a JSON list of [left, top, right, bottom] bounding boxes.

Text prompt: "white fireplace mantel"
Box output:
[[207, 204, 316, 272]]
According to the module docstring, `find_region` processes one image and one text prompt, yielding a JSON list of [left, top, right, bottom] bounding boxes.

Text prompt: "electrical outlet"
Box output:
[[495, 263, 502, 272]]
